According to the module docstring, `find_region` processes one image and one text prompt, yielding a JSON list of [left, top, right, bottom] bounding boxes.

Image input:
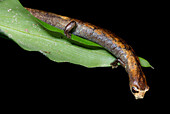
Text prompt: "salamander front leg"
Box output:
[[110, 59, 119, 69], [64, 21, 77, 39], [110, 58, 125, 69]]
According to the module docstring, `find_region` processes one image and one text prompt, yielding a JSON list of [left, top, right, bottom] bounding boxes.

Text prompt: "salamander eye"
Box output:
[[132, 86, 139, 93]]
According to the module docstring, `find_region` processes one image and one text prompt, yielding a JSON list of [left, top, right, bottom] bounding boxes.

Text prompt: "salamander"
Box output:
[[25, 8, 149, 99]]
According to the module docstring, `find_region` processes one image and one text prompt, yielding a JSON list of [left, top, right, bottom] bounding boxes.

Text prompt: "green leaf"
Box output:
[[139, 57, 154, 69], [0, 0, 152, 68]]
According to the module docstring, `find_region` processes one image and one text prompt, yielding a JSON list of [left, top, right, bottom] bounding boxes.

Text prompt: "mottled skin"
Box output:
[[26, 8, 149, 99]]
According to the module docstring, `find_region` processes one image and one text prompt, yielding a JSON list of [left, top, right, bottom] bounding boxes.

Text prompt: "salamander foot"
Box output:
[[110, 59, 119, 69]]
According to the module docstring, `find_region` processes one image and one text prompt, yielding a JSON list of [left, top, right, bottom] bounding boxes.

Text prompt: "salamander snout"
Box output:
[[130, 85, 149, 99]]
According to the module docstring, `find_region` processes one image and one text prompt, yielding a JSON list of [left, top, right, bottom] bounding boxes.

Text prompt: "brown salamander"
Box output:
[[25, 8, 149, 99]]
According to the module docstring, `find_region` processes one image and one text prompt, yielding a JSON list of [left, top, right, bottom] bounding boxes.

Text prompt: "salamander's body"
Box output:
[[26, 8, 149, 99]]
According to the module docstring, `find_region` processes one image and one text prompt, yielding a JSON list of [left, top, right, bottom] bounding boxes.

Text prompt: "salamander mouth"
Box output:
[[133, 91, 147, 99]]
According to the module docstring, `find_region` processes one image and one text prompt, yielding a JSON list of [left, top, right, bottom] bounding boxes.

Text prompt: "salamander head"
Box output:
[[129, 74, 149, 99], [130, 84, 149, 99], [128, 58, 149, 99]]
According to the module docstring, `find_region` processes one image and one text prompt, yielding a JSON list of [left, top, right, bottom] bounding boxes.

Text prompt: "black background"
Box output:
[[0, 0, 164, 111]]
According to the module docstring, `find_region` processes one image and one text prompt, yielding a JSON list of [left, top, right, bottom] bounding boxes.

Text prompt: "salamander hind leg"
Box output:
[[64, 21, 77, 39]]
